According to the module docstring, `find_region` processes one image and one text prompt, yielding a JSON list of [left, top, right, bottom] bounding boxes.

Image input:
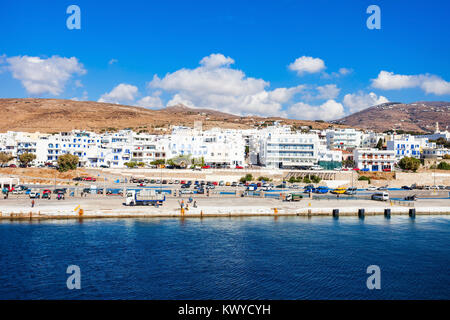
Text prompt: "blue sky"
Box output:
[[0, 0, 449, 120]]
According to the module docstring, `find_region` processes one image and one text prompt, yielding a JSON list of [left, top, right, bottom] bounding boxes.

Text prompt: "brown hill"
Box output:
[[0, 98, 344, 133], [335, 101, 450, 133]]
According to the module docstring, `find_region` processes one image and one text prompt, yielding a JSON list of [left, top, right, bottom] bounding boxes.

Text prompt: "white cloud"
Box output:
[[315, 84, 340, 100], [420, 76, 450, 95], [135, 92, 164, 109], [287, 99, 345, 121], [199, 53, 234, 69], [150, 54, 304, 116], [343, 91, 389, 114], [288, 56, 325, 76], [108, 58, 118, 65], [98, 83, 139, 104], [372, 71, 450, 95], [71, 91, 88, 101], [338, 68, 352, 76], [6, 55, 86, 95]]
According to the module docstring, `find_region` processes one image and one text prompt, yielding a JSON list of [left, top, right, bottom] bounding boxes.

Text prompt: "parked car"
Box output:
[[314, 186, 329, 194], [366, 186, 377, 191], [377, 186, 388, 191], [371, 192, 389, 201], [331, 187, 347, 194], [401, 185, 413, 190], [404, 195, 417, 201], [181, 184, 190, 189], [202, 165, 211, 169], [42, 192, 51, 199], [345, 187, 357, 195], [29, 190, 40, 199], [235, 165, 244, 169]]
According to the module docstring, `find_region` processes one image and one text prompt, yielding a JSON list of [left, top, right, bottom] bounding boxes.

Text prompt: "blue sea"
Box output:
[[0, 216, 449, 299]]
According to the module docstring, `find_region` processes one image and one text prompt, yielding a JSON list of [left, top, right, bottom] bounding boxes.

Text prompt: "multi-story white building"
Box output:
[[326, 128, 362, 150], [168, 127, 245, 167], [317, 146, 342, 170], [421, 147, 450, 159], [259, 132, 319, 169], [386, 135, 434, 160], [353, 148, 396, 171]]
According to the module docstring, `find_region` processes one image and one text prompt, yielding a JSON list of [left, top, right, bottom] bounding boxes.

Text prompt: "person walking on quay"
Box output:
[[188, 196, 193, 203], [31, 199, 35, 208], [193, 200, 197, 208]]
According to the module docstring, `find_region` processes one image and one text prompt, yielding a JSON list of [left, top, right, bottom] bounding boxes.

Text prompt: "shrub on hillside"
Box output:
[[398, 156, 421, 172], [57, 153, 79, 172], [437, 162, 450, 170]]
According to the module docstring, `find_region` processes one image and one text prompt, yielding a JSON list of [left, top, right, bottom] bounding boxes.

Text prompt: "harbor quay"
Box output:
[[1, 193, 449, 220]]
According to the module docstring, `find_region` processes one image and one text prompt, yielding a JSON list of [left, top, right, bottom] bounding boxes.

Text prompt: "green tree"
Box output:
[[342, 158, 354, 168], [124, 161, 137, 168], [18, 152, 36, 167], [57, 153, 79, 172], [398, 156, 421, 172], [150, 159, 165, 166], [311, 175, 321, 183], [437, 162, 450, 170], [0, 152, 14, 166], [239, 174, 253, 183], [376, 138, 384, 150]]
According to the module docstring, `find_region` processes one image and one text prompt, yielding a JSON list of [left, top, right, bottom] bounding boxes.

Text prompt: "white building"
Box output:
[[168, 127, 245, 167], [326, 128, 362, 150], [259, 132, 319, 169], [422, 147, 450, 159], [420, 122, 450, 141], [386, 135, 434, 160], [353, 148, 396, 171]]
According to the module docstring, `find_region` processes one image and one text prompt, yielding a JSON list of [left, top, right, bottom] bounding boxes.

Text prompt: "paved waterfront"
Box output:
[[1, 192, 449, 219]]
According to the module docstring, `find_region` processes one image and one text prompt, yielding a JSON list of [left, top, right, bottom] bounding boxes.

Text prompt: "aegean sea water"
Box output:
[[0, 216, 449, 299]]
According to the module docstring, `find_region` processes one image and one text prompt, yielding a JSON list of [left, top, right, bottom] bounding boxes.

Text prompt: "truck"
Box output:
[[125, 189, 165, 206], [284, 193, 303, 201]]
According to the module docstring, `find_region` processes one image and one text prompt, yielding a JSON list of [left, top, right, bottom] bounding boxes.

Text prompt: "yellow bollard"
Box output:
[[79, 209, 83, 216], [308, 202, 311, 207], [181, 208, 185, 216], [274, 208, 278, 214]]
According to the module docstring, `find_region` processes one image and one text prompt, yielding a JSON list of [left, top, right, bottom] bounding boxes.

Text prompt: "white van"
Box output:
[[371, 192, 389, 201]]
